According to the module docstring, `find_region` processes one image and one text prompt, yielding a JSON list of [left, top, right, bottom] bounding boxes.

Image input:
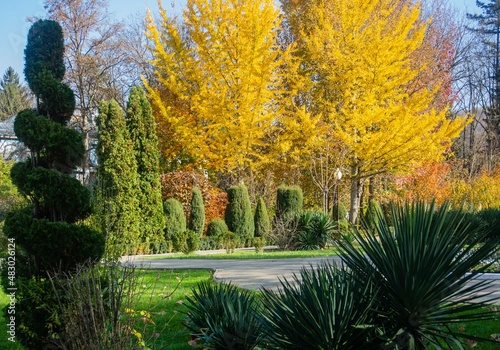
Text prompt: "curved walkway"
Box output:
[[122, 250, 500, 304]]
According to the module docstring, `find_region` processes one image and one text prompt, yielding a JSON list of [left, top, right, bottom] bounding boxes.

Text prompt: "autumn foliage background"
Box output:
[[137, 0, 496, 224], [6, 0, 500, 231]]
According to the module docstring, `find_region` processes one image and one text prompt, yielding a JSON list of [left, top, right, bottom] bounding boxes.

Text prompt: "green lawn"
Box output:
[[445, 306, 500, 350], [139, 247, 342, 260]]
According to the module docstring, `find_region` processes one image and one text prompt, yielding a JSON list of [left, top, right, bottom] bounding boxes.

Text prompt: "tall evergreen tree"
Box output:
[[225, 184, 254, 244], [2, 19, 104, 349], [97, 99, 140, 254], [189, 186, 205, 236], [0, 67, 31, 120], [126, 86, 165, 245]]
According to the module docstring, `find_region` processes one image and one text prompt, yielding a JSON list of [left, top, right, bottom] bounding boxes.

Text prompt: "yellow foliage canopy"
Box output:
[[144, 0, 315, 174], [296, 0, 467, 178]]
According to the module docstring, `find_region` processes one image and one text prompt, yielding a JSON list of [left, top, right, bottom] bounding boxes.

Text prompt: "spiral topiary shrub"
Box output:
[[2, 19, 105, 348]]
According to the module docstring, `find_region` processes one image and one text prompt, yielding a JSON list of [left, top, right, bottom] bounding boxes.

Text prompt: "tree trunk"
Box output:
[[322, 189, 329, 214], [349, 171, 364, 224]]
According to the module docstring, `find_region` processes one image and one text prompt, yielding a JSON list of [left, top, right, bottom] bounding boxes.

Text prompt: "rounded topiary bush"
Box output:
[[173, 229, 201, 254], [206, 218, 229, 237]]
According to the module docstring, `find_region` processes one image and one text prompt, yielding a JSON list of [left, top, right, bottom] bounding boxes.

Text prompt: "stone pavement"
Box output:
[[121, 249, 500, 304]]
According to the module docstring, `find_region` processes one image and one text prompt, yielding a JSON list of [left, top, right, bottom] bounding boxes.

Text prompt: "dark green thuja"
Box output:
[[6, 18, 104, 273], [189, 187, 205, 236], [363, 199, 383, 232], [254, 197, 270, 238], [97, 99, 140, 254], [3, 19, 104, 349], [164, 198, 187, 242], [276, 185, 303, 219], [225, 183, 254, 245], [126, 86, 165, 246]]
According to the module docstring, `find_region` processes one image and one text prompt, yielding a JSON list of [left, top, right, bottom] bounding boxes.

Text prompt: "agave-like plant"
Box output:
[[296, 211, 336, 250], [261, 263, 378, 349], [184, 281, 263, 350], [337, 201, 500, 349]]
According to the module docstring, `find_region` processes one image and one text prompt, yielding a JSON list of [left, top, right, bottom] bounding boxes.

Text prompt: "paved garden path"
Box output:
[[122, 250, 500, 304]]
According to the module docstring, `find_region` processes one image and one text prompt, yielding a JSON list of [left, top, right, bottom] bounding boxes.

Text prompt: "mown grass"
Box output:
[[444, 306, 500, 349], [131, 269, 215, 350], [138, 247, 342, 260]]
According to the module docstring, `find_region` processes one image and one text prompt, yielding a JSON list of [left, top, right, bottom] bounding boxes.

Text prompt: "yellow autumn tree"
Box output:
[[284, 0, 467, 223], [144, 0, 317, 177]]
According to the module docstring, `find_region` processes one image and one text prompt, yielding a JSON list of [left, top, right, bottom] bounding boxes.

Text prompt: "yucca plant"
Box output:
[[184, 281, 263, 350], [296, 211, 336, 250], [261, 263, 378, 349], [337, 201, 500, 349]]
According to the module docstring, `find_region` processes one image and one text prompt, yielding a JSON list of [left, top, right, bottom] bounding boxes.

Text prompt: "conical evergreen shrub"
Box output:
[[126, 86, 165, 246], [254, 197, 270, 238], [97, 99, 141, 254], [224, 184, 254, 244], [189, 187, 205, 236], [164, 198, 187, 241]]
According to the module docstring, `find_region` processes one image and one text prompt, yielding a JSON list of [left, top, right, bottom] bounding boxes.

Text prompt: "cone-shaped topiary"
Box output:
[[225, 183, 254, 244], [164, 198, 187, 241], [126, 86, 165, 246], [189, 187, 205, 236], [254, 197, 270, 238], [363, 199, 383, 232], [97, 99, 141, 254]]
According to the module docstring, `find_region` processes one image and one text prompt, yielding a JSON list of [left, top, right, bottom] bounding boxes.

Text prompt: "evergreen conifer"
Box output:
[[126, 86, 165, 245], [2, 19, 104, 348], [189, 187, 205, 236], [164, 198, 187, 241], [276, 185, 303, 219], [97, 99, 141, 254], [254, 197, 270, 238], [225, 184, 254, 244]]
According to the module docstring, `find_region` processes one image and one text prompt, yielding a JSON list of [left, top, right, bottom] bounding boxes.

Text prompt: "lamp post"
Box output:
[[335, 168, 342, 233]]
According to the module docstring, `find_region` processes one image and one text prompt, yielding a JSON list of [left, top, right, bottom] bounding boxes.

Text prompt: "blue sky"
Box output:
[[0, 0, 481, 83]]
